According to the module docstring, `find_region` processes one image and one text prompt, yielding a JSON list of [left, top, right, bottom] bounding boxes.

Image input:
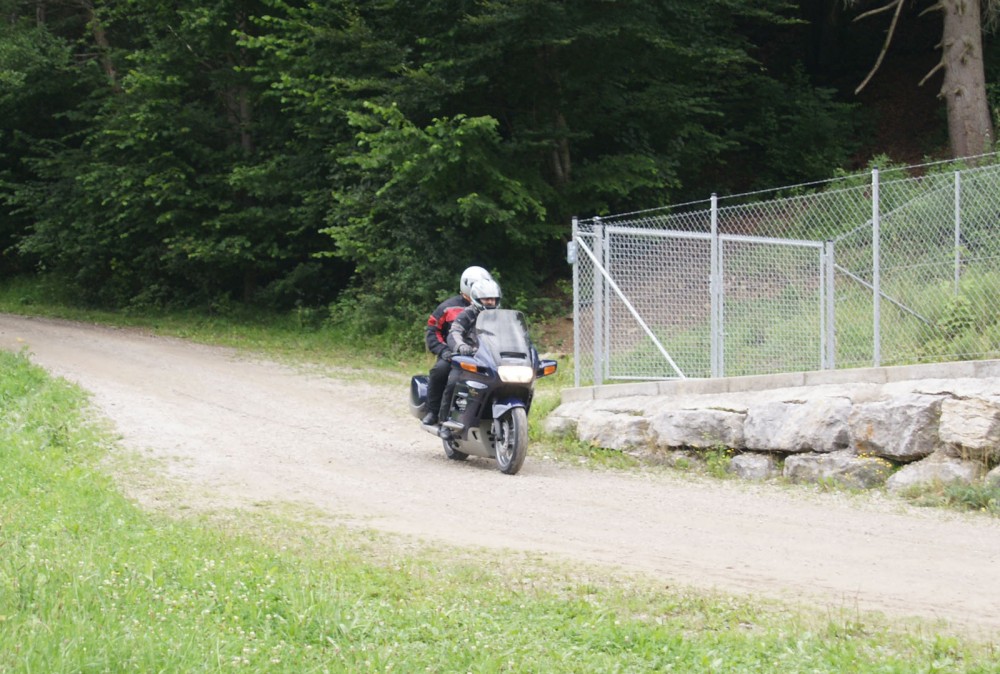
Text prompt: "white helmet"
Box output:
[[460, 266, 493, 298], [469, 279, 501, 311]]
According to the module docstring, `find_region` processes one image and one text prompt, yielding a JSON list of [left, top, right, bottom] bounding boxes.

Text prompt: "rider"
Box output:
[[438, 278, 502, 426], [421, 266, 494, 426]]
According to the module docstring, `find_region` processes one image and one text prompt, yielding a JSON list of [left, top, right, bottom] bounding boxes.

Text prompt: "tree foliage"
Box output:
[[1, 0, 870, 336]]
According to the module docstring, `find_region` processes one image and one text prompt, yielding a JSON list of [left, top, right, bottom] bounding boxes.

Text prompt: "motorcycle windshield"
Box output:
[[475, 309, 532, 364]]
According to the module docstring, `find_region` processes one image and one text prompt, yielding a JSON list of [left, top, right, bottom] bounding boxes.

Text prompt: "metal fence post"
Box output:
[[820, 241, 837, 370], [954, 171, 962, 295], [570, 217, 581, 387], [871, 167, 881, 367], [592, 217, 604, 386], [710, 193, 722, 378]]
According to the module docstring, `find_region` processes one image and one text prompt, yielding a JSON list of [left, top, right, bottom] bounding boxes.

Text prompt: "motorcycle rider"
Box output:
[[438, 278, 502, 427], [421, 266, 494, 426]]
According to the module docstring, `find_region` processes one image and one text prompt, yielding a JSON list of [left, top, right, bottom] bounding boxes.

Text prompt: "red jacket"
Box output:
[[425, 294, 469, 356]]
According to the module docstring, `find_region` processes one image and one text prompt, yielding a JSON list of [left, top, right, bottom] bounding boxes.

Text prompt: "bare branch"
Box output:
[[918, 58, 945, 87], [854, 0, 906, 94], [854, 0, 901, 22], [918, 2, 944, 18]]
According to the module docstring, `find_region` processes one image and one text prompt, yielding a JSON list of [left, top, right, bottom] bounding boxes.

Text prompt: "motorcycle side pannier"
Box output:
[[409, 375, 429, 419]]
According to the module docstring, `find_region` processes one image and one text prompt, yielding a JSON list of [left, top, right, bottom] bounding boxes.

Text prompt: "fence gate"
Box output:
[[571, 216, 829, 387]]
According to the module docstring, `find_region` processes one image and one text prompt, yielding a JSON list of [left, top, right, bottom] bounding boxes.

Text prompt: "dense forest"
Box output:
[[1, 0, 998, 337]]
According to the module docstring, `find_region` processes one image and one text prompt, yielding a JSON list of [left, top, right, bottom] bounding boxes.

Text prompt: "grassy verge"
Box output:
[[899, 482, 1000, 515], [3, 349, 1000, 671], [0, 275, 576, 382], [0, 275, 429, 373]]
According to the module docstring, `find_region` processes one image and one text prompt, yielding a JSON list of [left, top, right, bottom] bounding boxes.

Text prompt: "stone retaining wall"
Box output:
[[544, 361, 1000, 491]]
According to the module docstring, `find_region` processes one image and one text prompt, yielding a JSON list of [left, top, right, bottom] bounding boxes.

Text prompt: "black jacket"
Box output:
[[425, 294, 469, 356]]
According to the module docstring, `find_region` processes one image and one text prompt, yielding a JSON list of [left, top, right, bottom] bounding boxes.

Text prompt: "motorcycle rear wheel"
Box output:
[[494, 407, 528, 475]]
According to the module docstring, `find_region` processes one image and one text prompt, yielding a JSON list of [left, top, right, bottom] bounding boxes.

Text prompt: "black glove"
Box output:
[[439, 348, 453, 361], [457, 344, 475, 356]]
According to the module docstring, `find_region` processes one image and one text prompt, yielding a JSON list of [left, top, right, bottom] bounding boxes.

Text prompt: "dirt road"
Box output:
[[3, 313, 999, 638]]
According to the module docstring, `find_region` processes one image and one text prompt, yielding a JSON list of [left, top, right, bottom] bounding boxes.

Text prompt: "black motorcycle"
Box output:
[[409, 309, 557, 475]]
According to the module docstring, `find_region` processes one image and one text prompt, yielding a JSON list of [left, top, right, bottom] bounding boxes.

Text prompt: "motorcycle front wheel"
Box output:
[[494, 407, 528, 475]]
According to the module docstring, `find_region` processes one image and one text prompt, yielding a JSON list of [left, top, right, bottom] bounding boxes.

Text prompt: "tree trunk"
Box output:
[[552, 111, 572, 187], [940, 0, 994, 158], [536, 44, 572, 188], [78, 0, 120, 93], [233, 8, 255, 155]]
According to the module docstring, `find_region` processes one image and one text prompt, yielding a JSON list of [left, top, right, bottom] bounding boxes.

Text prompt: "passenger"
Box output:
[[420, 266, 493, 426]]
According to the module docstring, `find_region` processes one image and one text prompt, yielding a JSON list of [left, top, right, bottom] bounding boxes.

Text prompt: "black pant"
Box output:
[[426, 356, 451, 418], [439, 367, 462, 421]]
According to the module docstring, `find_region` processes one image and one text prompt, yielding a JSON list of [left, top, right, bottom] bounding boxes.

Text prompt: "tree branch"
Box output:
[[918, 58, 945, 86], [918, 1, 944, 19], [854, 0, 901, 22], [853, 0, 907, 94]]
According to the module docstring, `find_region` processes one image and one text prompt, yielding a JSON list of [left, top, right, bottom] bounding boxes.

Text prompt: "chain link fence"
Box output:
[[571, 158, 1000, 386]]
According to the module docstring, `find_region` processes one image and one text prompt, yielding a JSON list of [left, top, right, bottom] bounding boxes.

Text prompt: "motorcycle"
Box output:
[[409, 308, 557, 475]]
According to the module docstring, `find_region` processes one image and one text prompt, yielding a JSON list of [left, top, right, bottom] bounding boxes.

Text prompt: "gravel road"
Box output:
[[3, 313, 999, 639]]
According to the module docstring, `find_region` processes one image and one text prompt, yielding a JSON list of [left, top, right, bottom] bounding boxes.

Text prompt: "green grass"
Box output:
[[0, 275, 428, 374], [901, 482, 1000, 515], [3, 349, 1000, 672]]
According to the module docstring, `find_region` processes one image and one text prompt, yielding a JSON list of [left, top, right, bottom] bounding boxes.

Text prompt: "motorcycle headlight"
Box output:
[[498, 365, 534, 383]]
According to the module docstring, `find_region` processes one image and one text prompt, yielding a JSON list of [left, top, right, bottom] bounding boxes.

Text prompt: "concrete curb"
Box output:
[[560, 359, 1000, 403]]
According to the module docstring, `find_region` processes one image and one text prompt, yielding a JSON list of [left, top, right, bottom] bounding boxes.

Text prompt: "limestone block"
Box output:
[[542, 415, 577, 438], [885, 453, 984, 493], [743, 397, 850, 453], [576, 410, 649, 451], [985, 465, 1000, 488], [783, 450, 893, 490], [939, 397, 1000, 462], [849, 394, 942, 461], [730, 453, 780, 481], [649, 407, 744, 449]]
